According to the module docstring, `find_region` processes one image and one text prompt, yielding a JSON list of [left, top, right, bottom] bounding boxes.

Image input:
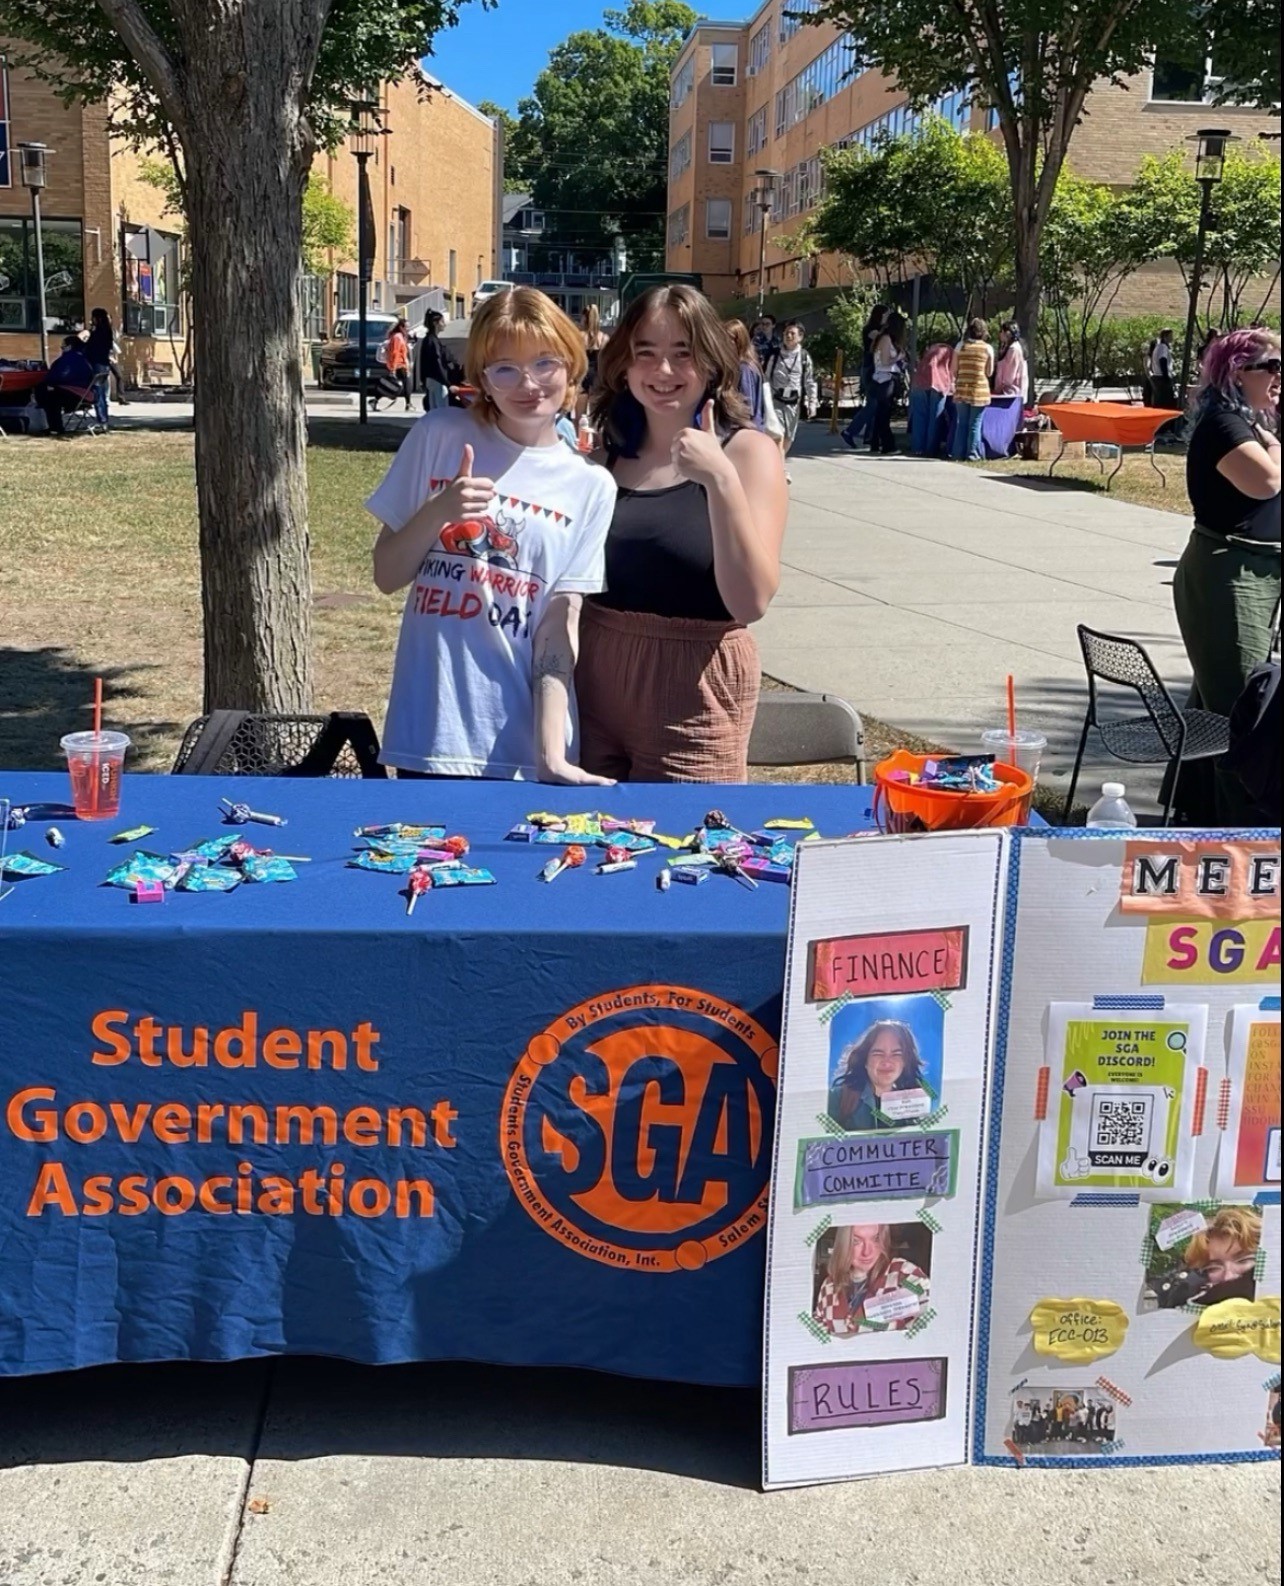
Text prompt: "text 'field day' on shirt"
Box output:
[[365, 408, 617, 778]]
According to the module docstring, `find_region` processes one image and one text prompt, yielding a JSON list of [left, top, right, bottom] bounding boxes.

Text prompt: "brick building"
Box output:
[[0, 45, 500, 382], [666, 6, 1281, 317]]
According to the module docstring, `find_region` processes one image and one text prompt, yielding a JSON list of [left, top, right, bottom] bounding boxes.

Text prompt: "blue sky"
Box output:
[[426, 1, 752, 112]]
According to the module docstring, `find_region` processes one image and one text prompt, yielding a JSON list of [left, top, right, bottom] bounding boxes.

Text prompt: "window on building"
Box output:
[[449, 249, 458, 291], [779, 0, 821, 43], [706, 197, 733, 239], [335, 272, 359, 315], [746, 107, 769, 157], [708, 121, 735, 163], [672, 55, 696, 108], [749, 22, 771, 76], [670, 130, 693, 181], [711, 43, 738, 87], [667, 204, 691, 248], [744, 192, 758, 235], [774, 36, 859, 137], [0, 56, 11, 188], [1150, 49, 1226, 102], [122, 226, 182, 338], [0, 216, 84, 334], [301, 275, 327, 342]]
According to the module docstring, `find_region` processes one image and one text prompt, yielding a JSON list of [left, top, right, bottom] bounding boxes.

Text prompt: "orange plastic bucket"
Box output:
[[872, 749, 1033, 832]]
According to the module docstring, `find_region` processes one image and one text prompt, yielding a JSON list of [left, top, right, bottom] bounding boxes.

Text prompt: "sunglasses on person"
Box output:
[[1244, 357, 1282, 375], [483, 356, 566, 391]]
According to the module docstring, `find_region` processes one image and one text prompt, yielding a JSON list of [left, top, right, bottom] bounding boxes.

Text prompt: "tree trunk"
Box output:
[[178, 14, 315, 713]]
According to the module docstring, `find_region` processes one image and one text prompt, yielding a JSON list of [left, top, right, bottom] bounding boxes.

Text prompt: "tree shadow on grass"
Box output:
[[0, 646, 178, 772], [307, 415, 409, 456]]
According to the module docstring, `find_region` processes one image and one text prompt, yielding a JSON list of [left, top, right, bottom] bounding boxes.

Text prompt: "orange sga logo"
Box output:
[[502, 985, 778, 1272]]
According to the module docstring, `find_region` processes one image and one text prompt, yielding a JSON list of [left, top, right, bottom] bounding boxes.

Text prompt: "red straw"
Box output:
[[91, 677, 103, 815], [1006, 674, 1017, 739]]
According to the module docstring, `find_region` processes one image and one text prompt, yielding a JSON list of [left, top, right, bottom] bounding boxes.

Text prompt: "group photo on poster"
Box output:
[[1009, 1388, 1118, 1453]]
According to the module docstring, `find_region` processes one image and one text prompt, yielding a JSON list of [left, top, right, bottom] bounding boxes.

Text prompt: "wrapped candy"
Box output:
[[406, 868, 433, 915], [191, 835, 240, 861], [348, 849, 419, 874], [430, 864, 496, 888], [110, 825, 157, 844], [442, 834, 470, 858], [1, 850, 66, 879], [103, 852, 181, 890], [539, 844, 586, 883], [176, 864, 242, 893], [239, 855, 298, 884], [354, 823, 446, 844]]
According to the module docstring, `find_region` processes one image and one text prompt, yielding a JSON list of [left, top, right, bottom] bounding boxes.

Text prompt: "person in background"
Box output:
[[1196, 325, 1222, 378], [1149, 327, 1177, 409], [907, 342, 954, 456], [375, 317, 412, 412], [577, 304, 610, 421], [1173, 329, 1281, 823], [994, 321, 1027, 399], [766, 320, 817, 481], [367, 287, 617, 783], [842, 303, 890, 449], [867, 310, 907, 455], [751, 314, 780, 368], [418, 310, 460, 411], [726, 318, 766, 432], [34, 337, 95, 436], [580, 284, 787, 782], [949, 317, 994, 461], [84, 307, 127, 417]]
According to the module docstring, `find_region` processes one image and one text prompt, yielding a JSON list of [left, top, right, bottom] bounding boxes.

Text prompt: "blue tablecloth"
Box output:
[[0, 773, 884, 1383]]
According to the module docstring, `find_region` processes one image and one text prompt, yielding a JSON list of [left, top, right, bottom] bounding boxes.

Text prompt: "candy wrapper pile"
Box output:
[[103, 834, 300, 895], [883, 754, 1001, 794], [507, 810, 819, 887], [347, 824, 496, 893]]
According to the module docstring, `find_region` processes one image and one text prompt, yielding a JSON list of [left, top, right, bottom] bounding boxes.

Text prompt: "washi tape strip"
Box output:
[[1092, 994, 1166, 1011], [1100, 1439, 1126, 1455], [1261, 996, 1281, 1012], [1095, 1375, 1133, 1407], [1191, 1066, 1209, 1137], [815, 1112, 845, 1137], [1255, 1191, 1281, 1207], [817, 993, 854, 1026], [1216, 1077, 1233, 1132], [1004, 1437, 1027, 1467], [930, 990, 953, 1011], [803, 1215, 832, 1248], [1070, 1193, 1141, 1208], [1190, 1199, 1223, 1213], [1263, 1371, 1282, 1393], [917, 1208, 943, 1234], [798, 1312, 831, 1346], [1255, 1248, 1268, 1280], [905, 1307, 937, 1338], [1033, 1066, 1051, 1121], [917, 1105, 950, 1130], [1139, 1231, 1156, 1268]]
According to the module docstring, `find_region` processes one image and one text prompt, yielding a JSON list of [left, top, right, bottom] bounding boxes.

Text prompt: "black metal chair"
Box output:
[[64, 371, 112, 437], [1063, 626, 1230, 825], [172, 710, 388, 778], [748, 692, 866, 780]]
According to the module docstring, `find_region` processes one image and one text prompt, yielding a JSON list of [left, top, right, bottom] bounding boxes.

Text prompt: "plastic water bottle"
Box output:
[[577, 414, 594, 454], [1086, 782, 1137, 829]]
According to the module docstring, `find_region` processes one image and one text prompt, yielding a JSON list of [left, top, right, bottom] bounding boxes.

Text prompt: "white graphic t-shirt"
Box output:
[[366, 409, 616, 777]]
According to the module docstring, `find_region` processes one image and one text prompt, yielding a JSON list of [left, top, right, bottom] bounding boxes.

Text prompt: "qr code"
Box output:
[[1092, 1097, 1151, 1149]]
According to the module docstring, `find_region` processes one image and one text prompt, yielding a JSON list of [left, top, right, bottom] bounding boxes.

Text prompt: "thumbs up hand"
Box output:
[[435, 442, 496, 524], [671, 399, 733, 489]]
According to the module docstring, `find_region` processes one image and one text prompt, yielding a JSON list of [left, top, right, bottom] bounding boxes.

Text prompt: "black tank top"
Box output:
[[594, 479, 732, 622]]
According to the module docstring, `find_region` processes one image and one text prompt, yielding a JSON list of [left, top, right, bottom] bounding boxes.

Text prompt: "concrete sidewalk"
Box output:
[[772, 428, 1192, 813], [2, 1358, 1278, 1586]]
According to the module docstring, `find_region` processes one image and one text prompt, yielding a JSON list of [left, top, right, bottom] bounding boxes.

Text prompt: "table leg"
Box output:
[[1048, 435, 1068, 478], [1147, 444, 1167, 489], [1106, 447, 1125, 492]]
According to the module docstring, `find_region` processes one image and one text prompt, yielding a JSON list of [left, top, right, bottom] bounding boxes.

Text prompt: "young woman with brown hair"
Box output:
[[577, 284, 787, 782]]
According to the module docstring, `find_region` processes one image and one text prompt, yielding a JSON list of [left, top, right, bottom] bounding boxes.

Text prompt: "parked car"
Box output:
[[472, 280, 512, 312], [318, 313, 398, 389]]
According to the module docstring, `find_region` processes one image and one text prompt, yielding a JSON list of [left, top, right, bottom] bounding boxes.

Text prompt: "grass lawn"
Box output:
[[1, 423, 881, 784], [976, 452, 1191, 516], [0, 423, 402, 773]]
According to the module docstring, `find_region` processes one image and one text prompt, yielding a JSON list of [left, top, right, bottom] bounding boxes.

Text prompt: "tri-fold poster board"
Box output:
[[763, 829, 1281, 1489]]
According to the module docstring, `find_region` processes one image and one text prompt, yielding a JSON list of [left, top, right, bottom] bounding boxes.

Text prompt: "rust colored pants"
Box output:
[[576, 601, 761, 783]]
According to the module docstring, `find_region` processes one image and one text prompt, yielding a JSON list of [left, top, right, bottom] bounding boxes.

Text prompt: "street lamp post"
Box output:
[[1178, 128, 1236, 398], [349, 99, 382, 425], [17, 142, 53, 367], [753, 168, 780, 320]]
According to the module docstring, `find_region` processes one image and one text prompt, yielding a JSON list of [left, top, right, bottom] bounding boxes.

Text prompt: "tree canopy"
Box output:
[[511, 1, 698, 271]]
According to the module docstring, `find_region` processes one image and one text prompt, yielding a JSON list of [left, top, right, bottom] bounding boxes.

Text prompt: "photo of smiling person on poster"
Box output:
[[826, 995, 945, 1131], [812, 1222, 933, 1336]]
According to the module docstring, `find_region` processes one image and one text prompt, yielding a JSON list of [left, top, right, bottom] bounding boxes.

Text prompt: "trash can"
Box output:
[[309, 342, 323, 384]]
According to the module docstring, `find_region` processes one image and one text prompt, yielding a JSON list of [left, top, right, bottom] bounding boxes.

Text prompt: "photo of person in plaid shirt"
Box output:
[[812, 1223, 932, 1337]]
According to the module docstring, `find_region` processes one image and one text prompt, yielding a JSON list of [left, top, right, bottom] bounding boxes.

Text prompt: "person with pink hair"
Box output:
[[1173, 327, 1280, 822]]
